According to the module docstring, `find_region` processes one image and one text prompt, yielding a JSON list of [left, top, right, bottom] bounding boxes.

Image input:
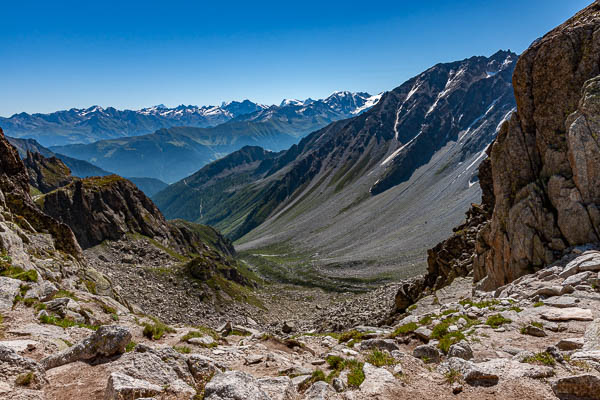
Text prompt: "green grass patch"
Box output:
[[338, 330, 369, 344], [390, 322, 418, 338], [39, 314, 98, 330], [125, 341, 137, 352], [438, 332, 466, 354], [485, 314, 512, 329], [459, 299, 499, 309], [173, 345, 191, 354], [533, 301, 544, 308], [346, 359, 365, 388], [366, 350, 396, 367]]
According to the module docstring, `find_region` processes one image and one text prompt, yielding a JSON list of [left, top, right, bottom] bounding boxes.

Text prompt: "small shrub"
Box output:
[[15, 372, 34, 386], [366, 350, 396, 367], [485, 314, 512, 328], [125, 341, 137, 352], [444, 368, 462, 384], [523, 352, 555, 366], [143, 317, 175, 340]]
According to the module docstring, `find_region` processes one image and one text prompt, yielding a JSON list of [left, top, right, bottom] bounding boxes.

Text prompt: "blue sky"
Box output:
[[1, 0, 591, 116]]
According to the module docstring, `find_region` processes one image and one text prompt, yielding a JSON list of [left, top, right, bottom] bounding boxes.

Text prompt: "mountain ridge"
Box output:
[[154, 50, 517, 284], [50, 92, 381, 183]]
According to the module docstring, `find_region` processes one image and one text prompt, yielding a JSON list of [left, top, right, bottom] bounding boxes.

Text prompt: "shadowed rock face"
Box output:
[[0, 128, 82, 258], [24, 151, 73, 193], [37, 173, 233, 260], [474, 2, 600, 290]]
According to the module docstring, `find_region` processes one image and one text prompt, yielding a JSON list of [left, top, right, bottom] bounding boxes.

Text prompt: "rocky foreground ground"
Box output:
[[2, 245, 600, 399]]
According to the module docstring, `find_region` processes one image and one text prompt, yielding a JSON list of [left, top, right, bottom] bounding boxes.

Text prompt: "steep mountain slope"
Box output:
[[155, 51, 516, 282], [51, 92, 380, 183], [1, 100, 266, 146]]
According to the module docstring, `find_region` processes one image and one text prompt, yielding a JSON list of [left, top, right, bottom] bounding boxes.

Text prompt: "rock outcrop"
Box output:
[[23, 151, 73, 194], [36, 173, 218, 258], [0, 128, 82, 258], [474, 2, 600, 290]]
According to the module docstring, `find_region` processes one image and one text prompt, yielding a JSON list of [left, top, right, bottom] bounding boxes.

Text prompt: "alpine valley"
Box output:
[[2, 3, 600, 400]]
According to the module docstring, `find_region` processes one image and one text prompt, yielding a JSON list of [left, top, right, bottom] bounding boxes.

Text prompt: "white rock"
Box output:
[[541, 307, 594, 321], [105, 372, 162, 400], [359, 363, 396, 395]]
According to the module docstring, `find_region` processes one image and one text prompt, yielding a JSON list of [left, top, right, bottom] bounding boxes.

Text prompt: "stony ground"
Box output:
[[2, 243, 600, 399]]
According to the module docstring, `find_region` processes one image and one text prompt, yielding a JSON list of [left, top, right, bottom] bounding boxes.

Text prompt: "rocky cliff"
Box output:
[[397, 2, 600, 310], [0, 128, 81, 258], [24, 151, 73, 194], [35, 173, 224, 259], [474, 1, 600, 290]]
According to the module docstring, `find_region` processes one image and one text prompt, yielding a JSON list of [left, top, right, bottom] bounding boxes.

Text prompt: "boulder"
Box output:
[[304, 381, 336, 400], [360, 362, 396, 395], [557, 338, 584, 351], [544, 296, 579, 308], [41, 325, 131, 370], [552, 374, 600, 400], [521, 325, 546, 337], [204, 371, 271, 400], [0, 344, 47, 390], [413, 345, 440, 363], [187, 354, 224, 383], [359, 339, 400, 352], [541, 308, 594, 322], [562, 271, 594, 287], [256, 377, 297, 400], [447, 340, 473, 360], [104, 372, 162, 400], [0, 277, 21, 311]]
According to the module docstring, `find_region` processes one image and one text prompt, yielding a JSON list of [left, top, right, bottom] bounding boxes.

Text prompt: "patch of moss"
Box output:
[[533, 301, 544, 307], [52, 290, 79, 301]]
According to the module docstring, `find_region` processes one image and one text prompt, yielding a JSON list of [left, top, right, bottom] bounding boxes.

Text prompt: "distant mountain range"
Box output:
[[0, 100, 267, 146], [153, 50, 517, 280], [50, 92, 381, 183]]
